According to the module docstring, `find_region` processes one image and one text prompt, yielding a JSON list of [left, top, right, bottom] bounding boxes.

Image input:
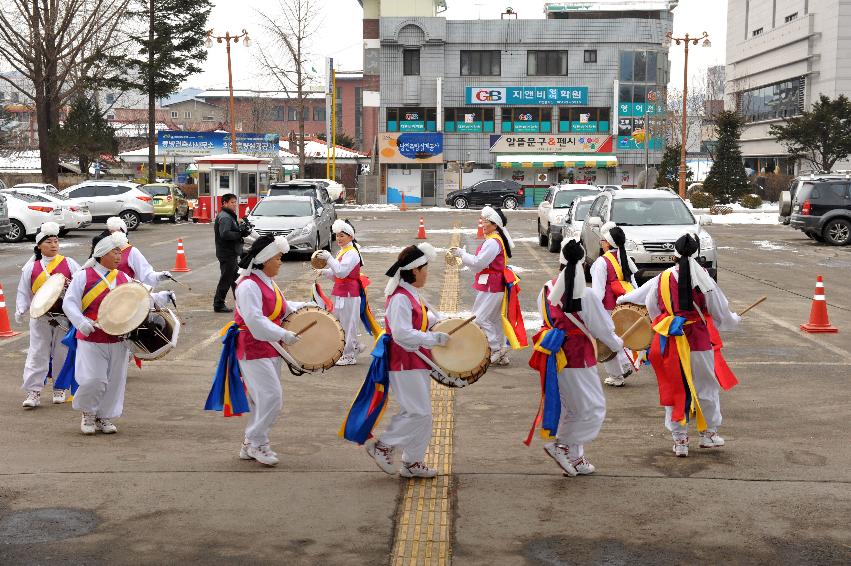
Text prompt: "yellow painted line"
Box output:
[[391, 230, 461, 566]]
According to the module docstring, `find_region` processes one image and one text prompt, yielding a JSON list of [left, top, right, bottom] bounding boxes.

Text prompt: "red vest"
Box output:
[[656, 273, 711, 351], [601, 252, 625, 311], [473, 236, 506, 293], [235, 273, 287, 360], [77, 267, 131, 343], [31, 256, 73, 288], [118, 246, 135, 279], [332, 248, 362, 297], [542, 281, 597, 368], [385, 286, 432, 371]]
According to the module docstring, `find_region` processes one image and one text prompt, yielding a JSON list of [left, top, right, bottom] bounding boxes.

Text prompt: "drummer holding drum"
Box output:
[[16, 222, 81, 408]]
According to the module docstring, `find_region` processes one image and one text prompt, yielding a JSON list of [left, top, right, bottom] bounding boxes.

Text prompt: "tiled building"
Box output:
[[373, 1, 674, 206]]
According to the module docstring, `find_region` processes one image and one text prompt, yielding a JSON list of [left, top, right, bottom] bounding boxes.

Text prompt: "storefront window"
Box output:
[[386, 107, 438, 132], [558, 107, 610, 133], [444, 108, 495, 133], [500, 107, 552, 133], [737, 77, 804, 123]]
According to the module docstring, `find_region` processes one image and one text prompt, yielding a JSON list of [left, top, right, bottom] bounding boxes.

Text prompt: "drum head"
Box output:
[[98, 282, 150, 336], [282, 306, 344, 371], [30, 273, 66, 318], [430, 318, 490, 386], [612, 304, 653, 351], [310, 251, 327, 270]]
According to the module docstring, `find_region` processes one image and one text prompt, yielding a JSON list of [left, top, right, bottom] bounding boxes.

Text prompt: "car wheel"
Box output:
[[120, 210, 141, 231], [537, 221, 547, 247], [503, 196, 518, 209], [170, 212, 178, 223], [547, 233, 561, 253], [824, 218, 851, 246], [4, 219, 25, 242], [453, 197, 468, 209]]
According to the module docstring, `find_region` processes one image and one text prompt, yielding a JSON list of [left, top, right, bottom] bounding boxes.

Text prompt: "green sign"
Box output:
[[400, 121, 425, 132]]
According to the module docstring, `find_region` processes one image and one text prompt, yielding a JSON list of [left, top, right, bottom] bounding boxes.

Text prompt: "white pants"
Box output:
[[556, 366, 607, 458], [72, 341, 130, 419], [21, 316, 69, 392], [239, 357, 283, 448], [602, 348, 633, 378], [334, 295, 362, 358], [379, 370, 433, 464], [472, 291, 505, 351], [664, 350, 722, 439]]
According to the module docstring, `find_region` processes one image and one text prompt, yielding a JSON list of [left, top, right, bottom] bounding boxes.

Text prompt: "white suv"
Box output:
[[537, 184, 601, 252], [62, 181, 154, 230], [1, 192, 65, 242], [580, 189, 717, 282]]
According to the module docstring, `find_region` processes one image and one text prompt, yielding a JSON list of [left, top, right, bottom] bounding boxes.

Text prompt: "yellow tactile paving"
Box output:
[[390, 230, 461, 566]]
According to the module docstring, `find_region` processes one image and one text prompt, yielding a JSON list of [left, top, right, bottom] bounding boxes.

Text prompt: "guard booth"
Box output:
[[195, 154, 271, 218]]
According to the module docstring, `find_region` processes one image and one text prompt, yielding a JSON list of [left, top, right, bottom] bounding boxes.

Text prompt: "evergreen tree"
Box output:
[[655, 144, 692, 188], [57, 96, 118, 177], [108, 0, 213, 183], [0, 105, 15, 150], [769, 94, 851, 172], [316, 131, 357, 150], [703, 110, 750, 204]]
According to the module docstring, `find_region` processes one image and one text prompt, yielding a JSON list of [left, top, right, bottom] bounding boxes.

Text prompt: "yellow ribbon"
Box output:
[[31, 255, 65, 294], [603, 251, 635, 293], [81, 269, 119, 310]]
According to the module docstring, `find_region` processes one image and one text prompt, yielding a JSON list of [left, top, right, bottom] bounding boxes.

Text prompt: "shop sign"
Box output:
[[489, 134, 612, 153], [466, 86, 588, 105], [379, 132, 444, 164], [158, 131, 280, 157]]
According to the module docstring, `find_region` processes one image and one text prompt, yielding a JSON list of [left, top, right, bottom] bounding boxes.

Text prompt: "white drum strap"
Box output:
[[564, 312, 595, 345]]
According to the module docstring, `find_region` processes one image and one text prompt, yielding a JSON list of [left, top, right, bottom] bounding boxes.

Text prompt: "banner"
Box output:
[[158, 131, 280, 157], [489, 134, 612, 154], [379, 133, 443, 164], [466, 86, 588, 106]]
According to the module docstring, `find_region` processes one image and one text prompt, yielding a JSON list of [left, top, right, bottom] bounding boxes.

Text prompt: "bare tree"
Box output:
[[255, 0, 322, 178], [661, 80, 709, 153], [0, 0, 130, 184]]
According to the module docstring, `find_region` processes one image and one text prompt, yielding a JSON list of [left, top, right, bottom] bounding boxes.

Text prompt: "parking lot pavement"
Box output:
[[1, 214, 849, 564]]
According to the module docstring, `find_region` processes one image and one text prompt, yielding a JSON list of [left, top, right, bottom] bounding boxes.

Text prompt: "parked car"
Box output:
[[2, 188, 91, 233], [787, 174, 851, 245], [560, 195, 597, 242], [298, 178, 346, 202], [579, 189, 716, 283], [598, 184, 623, 191], [1, 192, 65, 242], [142, 183, 190, 223], [445, 179, 524, 210], [12, 182, 61, 195], [61, 181, 154, 230], [537, 184, 601, 252], [245, 195, 334, 255], [0, 194, 10, 239]]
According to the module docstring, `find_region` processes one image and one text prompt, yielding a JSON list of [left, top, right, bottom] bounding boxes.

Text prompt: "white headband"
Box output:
[[36, 221, 60, 245], [82, 232, 128, 269], [601, 221, 617, 247], [107, 216, 128, 233], [236, 236, 290, 283], [481, 206, 514, 250], [332, 219, 355, 238], [384, 243, 436, 297]]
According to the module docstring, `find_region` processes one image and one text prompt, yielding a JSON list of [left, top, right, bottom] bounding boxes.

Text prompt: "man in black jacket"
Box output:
[[213, 193, 246, 313]]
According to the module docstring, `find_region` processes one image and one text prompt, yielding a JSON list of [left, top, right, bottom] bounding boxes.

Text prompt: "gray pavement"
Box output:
[[1, 212, 849, 565]]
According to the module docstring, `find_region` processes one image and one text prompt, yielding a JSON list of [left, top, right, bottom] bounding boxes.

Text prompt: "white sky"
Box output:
[[187, 0, 727, 92]]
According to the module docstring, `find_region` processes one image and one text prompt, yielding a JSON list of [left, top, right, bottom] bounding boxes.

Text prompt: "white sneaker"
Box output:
[[80, 412, 96, 435], [400, 461, 437, 478], [490, 349, 510, 366], [568, 456, 596, 476], [247, 443, 279, 466], [699, 431, 725, 448], [673, 437, 689, 457], [95, 418, 117, 434], [22, 391, 41, 409], [239, 440, 254, 460], [366, 440, 396, 475], [604, 376, 625, 387], [543, 442, 578, 476], [336, 355, 357, 366], [52, 390, 67, 404]]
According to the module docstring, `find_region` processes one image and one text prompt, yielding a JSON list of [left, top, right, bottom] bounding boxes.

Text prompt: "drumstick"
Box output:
[[295, 320, 318, 337], [737, 296, 767, 317], [165, 274, 192, 292], [447, 316, 477, 336], [619, 317, 648, 344]]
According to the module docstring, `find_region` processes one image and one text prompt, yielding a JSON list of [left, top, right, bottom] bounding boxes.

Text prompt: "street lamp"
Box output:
[[206, 28, 250, 154], [667, 31, 710, 198]]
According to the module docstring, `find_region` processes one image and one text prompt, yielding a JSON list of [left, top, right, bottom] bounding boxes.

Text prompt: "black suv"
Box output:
[[788, 175, 851, 245], [445, 179, 524, 209]]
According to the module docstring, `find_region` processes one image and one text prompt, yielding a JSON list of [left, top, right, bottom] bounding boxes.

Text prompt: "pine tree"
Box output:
[[769, 94, 851, 172], [56, 96, 118, 177], [107, 0, 213, 182], [703, 110, 750, 204], [655, 144, 692, 188]]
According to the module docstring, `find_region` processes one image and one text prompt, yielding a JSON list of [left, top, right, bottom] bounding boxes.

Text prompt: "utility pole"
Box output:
[[207, 29, 250, 154]]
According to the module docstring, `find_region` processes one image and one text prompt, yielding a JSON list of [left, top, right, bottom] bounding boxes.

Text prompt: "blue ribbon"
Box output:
[[539, 328, 565, 436], [342, 334, 391, 444], [204, 324, 251, 415], [658, 315, 687, 354], [54, 326, 79, 393]]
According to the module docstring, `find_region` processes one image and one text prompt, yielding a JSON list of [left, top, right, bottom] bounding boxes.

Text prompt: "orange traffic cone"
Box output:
[[196, 201, 210, 224], [416, 217, 427, 239], [400, 193, 407, 212], [172, 239, 192, 273], [476, 218, 484, 239], [800, 275, 837, 333], [0, 283, 20, 338]]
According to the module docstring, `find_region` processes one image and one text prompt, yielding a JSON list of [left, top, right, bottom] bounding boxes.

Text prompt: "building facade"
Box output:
[[726, 0, 851, 174], [375, 1, 674, 206]]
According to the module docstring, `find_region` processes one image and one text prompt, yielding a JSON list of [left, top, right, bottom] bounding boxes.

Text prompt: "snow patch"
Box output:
[[752, 240, 795, 251], [511, 236, 540, 243], [708, 213, 781, 225], [508, 265, 532, 273]]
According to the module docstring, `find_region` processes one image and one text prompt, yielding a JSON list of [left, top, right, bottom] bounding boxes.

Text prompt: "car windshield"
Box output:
[[611, 197, 695, 226], [143, 185, 171, 196], [573, 201, 592, 221], [269, 186, 316, 197], [252, 200, 313, 217], [554, 189, 598, 208]]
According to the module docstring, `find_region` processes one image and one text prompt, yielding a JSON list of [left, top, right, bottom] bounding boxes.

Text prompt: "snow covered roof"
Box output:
[[300, 139, 366, 159], [111, 121, 170, 138], [198, 89, 326, 101], [0, 150, 41, 173], [545, 1, 677, 12]]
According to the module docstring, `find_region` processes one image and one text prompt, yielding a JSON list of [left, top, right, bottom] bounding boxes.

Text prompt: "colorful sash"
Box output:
[[31, 255, 65, 294], [82, 269, 119, 311], [358, 274, 383, 336], [53, 326, 79, 395], [603, 251, 635, 296], [525, 298, 568, 445], [488, 233, 528, 350], [339, 334, 392, 444], [312, 281, 334, 312]]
